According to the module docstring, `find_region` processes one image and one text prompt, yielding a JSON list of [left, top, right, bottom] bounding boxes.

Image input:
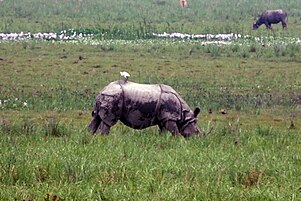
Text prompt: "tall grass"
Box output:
[[0, 118, 300, 200]]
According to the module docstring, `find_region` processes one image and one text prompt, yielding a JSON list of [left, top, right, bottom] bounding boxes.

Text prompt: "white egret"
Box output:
[[120, 71, 130, 81]]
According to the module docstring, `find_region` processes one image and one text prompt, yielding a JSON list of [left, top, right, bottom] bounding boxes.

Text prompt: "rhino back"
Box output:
[[122, 82, 161, 104], [120, 82, 162, 128], [100, 81, 123, 96]]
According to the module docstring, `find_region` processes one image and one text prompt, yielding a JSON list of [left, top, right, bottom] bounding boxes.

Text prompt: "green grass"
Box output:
[[1, 40, 301, 200], [0, 118, 301, 200], [1, 42, 300, 111], [1, 0, 301, 200], [0, 0, 301, 36]]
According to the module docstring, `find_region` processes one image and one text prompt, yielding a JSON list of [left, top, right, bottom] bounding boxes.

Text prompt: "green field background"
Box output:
[[1, 0, 301, 35]]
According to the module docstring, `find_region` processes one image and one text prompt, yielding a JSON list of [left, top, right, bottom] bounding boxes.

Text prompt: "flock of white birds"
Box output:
[[152, 32, 243, 40], [0, 31, 243, 41], [0, 30, 300, 47], [0, 30, 93, 41]]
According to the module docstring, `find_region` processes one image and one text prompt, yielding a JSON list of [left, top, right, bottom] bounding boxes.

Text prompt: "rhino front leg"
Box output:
[[99, 121, 111, 135], [164, 120, 180, 136], [158, 124, 167, 134]]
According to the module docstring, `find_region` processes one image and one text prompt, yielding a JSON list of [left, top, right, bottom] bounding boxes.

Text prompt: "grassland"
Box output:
[[1, 0, 301, 36], [1, 0, 301, 200]]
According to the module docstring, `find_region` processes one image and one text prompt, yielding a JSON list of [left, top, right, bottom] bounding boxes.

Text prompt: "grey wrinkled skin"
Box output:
[[253, 9, 288, 30], [89, 80, 208, 137]]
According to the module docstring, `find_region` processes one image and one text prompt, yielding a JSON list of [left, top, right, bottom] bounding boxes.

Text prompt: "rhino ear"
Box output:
[[194, 107, 200, 117], [91, 111, 95, 117]]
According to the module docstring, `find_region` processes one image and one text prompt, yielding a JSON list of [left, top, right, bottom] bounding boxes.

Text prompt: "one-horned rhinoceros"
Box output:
[[89, 80, 211, 137], [253, 9, 288, 30]]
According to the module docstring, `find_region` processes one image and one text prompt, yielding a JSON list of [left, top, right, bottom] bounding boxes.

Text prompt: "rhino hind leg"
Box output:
[[88, 113, 101, 134], [158, 124, 166, 134], [88, 111, 112, 135], [89, 117, 111, 135]]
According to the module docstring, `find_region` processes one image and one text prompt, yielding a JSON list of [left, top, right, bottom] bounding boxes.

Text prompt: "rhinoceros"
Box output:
[[88, 80, 211, 137], [253, 9, 288, 30]]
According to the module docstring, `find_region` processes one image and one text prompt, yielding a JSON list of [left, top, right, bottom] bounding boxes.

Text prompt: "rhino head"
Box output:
[[179, 108, 212, 137]]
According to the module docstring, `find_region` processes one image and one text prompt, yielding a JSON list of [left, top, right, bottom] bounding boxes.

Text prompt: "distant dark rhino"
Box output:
[[253, 9, 288, 30], [89, 80, 211, 137]]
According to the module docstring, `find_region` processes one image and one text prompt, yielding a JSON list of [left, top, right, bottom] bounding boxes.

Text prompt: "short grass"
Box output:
[[1, 41, 300, 111]]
